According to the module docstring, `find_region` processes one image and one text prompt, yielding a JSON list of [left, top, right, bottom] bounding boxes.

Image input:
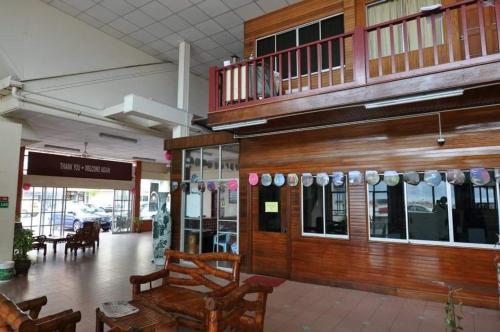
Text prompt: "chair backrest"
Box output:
[[0, 294, 36, 331], [163, 250, 241, 291]]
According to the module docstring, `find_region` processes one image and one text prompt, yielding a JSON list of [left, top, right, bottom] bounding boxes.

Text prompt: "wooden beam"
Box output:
[[164, 132, 236, 151]]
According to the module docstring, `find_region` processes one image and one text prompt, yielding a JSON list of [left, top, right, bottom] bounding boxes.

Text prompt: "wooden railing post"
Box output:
[[353, 26, 367, 85], [208, 66, 218, 112]]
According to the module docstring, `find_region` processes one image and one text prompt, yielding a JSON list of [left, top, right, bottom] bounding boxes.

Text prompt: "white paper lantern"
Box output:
[[384, 171, 400, 186]]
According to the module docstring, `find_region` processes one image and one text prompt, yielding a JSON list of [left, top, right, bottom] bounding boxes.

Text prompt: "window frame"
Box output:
[[366, 170, 500, 249], [301, 175, 350, 240], [255, 12, 345, 80]]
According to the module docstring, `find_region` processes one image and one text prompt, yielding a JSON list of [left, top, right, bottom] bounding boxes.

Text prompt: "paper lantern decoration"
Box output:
[[261, 173, 272, 186], [365, 171, 380, 186], [274, 173, 285, 187], [316, 172, 329, 187], [228, 179, 238, 191], [191, 174, 199, 183], [332, 172, 344, 187], [348, 171, 362, 185], [207, 181, 217, 191], [22, 183, 31, 191], [384, 171, 400, 186], [424, 170, 442, 187], [180, 182, 188, 192], [171, 181, 179, 192], [446, 169, 465, 185], [164, 150, 173, 162], [470, 168, 490, 186], [403, 171, 420, 185], [194, 158, 201, 166], [197, 181, 206, 192], [287, 173, 299, 187], [131, 187, 136, 194], [495, 169, 500, 183], [248, 173, 259, 186], [302, 173, 314, 187]]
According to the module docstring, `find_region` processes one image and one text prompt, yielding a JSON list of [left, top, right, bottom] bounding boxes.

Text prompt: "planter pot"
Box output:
[[0, 261, 15, 281], [14, 260, 31, 276]]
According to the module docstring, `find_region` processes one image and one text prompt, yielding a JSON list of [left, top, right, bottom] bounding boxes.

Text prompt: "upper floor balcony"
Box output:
[[207, 0, 500, 129]]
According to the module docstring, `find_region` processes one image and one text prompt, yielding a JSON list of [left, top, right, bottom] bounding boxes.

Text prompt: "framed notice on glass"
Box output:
[[265, 202, 278, 213]]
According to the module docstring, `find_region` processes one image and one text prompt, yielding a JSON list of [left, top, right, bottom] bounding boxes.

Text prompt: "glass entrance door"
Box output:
[[112, 190, 132, 233]]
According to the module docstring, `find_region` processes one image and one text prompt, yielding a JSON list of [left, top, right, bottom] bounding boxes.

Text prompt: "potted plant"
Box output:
[[133, 217, 143, 233], [13, 227, 34, 275]]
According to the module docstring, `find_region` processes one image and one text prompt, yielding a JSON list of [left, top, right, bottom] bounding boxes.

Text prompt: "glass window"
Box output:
[[202, 146, 220, 179], [219, 181, 237, 220], [256, 35, 275, 57], [221, 144, 239, 179], [407, 173, 449, 241], [451, 171, 499, 244], [276, 30, 297, 78], [259, 185, 281, 232], [298, 22, 320, 75], [325, 178, 348, 235], [368, 175, 406, 239], [140, 179, 169, 220], [321, 15, 344, 69], [184, 148, 201, 181], [302, 181, 324, 234]]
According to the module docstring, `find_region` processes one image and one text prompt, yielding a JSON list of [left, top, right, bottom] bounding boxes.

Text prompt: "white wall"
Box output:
[[0, 0, 208, 118], [0, 121, 22, 261]]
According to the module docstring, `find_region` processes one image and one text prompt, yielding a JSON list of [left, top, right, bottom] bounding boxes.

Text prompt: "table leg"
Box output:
[[53, 241, 57, 253], [96, 309, 104, 332]]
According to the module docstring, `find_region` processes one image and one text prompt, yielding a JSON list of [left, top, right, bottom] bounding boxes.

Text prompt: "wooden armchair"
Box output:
[[64, 222, 96, 257], [130, 250, 273, 332], [0, 293, 81, 331], [31, 236, 47, 257]]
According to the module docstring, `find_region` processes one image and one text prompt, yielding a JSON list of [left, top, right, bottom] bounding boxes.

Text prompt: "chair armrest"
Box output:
[[129, 269, 168, 285], [205, 283, 273, 311], [16, 296, 47, 319], [207, 282, 238, 298], [35, 310, 81, 332]]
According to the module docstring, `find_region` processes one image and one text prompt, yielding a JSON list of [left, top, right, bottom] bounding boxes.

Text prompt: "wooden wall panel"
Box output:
[[170, 150, 183, 251], [238, 107, 500, 308]]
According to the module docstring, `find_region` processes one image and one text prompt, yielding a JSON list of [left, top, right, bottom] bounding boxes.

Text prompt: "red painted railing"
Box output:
[[209, 0, 500, 113]]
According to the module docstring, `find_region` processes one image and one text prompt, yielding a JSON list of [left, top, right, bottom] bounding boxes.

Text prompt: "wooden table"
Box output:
[[95, 300, 177, 332], [45, 236, 71, 253]]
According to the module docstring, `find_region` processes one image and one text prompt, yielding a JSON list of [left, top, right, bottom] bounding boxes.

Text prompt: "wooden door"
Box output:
[[251, 184, 290, 278]]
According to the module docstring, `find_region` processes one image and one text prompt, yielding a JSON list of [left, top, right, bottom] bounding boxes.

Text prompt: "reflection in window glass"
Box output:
[[451, 171, 499, 244], [407, 173, 449, 241], [184, 184, 201, 219], [303, 182, 324, 234], [259, 185, 281, 232], [140, 179, 169, 220], [219, 182, 237, 220], [221, 144, 239, 179], [184, 148, 201, 181], [325, 179, 348, 235], [368, 175, 406, 239], [202, 146, 220, 179]]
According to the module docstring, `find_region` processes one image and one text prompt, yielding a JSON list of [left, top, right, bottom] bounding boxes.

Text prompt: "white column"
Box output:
[[174, 41, 190, 139], [0, 120, 22, 260]]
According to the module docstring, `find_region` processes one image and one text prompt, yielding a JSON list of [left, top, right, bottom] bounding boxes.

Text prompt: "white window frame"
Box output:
[[367, 170, 500, 250], [301, 175, 349, 240]]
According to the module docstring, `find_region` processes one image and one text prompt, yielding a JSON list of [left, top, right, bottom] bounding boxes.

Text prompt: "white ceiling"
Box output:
[[41, 0, 301, 79]]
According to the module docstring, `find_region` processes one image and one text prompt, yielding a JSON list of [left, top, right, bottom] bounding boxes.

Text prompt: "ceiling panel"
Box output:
[[43, 0, 300, 79]]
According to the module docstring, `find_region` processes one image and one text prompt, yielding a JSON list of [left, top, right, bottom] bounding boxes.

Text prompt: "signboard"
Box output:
[[27, 152, 132, 181], [265, 201, 278, 213], [0, 196, 8, 208]]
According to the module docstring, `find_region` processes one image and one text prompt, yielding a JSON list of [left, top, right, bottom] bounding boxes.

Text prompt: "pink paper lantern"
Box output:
[[228, 179, 238, 191], [22, 183, 31, 191], [248, 173, 259, 186], [131, 187, 136, 194], [164, 150, 173, 162]]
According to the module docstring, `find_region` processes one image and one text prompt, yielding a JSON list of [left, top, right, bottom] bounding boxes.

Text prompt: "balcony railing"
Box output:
[[209, 0, 500, 113]]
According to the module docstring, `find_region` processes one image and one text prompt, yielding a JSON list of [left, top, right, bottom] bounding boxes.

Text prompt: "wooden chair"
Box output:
[[0, 293, 81, 331], [130, 250, 273, 332], [64, 222, 96, 257], [31, 236, 47, 257]]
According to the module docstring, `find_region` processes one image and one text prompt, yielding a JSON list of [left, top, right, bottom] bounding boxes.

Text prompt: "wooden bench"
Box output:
[[130, 250, 273, 332], [0, 293, 81, 331]]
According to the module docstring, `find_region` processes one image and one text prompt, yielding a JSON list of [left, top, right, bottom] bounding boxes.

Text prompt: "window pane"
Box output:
[[325, 179, 348, 235], [368, 176, 406, 239], [259, 185, 281, 232], [184, 184, 201, 219], [221, 144, 239, 179], [298, 22, 319, 75], [451, 171, 499, 244], [202, 146, 220, 179], [184, 148, 201, 181], [303, 182, 324, 234], [276, 30, 297, 78], [321, 15, 344, 69], [256, 36, 275, 57], [219, 182, 237, 220], [407, 173, 449, 241]]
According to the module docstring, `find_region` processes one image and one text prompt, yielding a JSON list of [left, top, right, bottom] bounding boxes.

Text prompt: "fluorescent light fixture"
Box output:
[[132, 157, 156, 162], [212, 119, 268, 131], [364, 89, 464, 109], [43, 144, 81, 153], [99, 132, 138, 143]]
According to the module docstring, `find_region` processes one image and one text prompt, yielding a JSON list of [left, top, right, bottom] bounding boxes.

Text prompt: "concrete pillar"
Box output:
[[174, 41, 190, 139], [0, 121, 22, 260]]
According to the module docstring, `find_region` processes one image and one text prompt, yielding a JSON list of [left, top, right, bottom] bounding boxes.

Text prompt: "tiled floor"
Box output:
[[1, 232, 499, 331]]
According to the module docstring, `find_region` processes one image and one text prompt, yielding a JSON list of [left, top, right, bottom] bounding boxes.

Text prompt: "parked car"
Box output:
[[52, 203, 111, 232]]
